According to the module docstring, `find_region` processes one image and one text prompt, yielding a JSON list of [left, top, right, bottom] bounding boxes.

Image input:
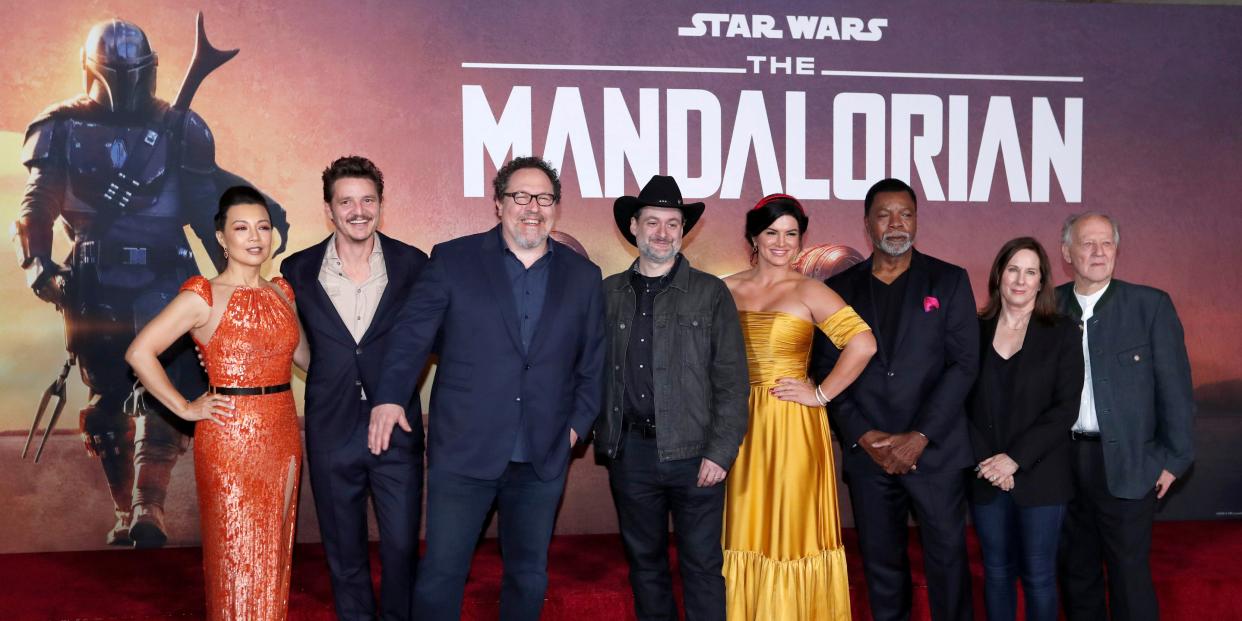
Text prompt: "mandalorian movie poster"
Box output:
[[14, 14, 289, 550], [1, 1, 1240, 554]]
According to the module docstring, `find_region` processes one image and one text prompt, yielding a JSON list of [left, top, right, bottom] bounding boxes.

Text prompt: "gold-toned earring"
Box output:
[[223, 247, 229, 260]]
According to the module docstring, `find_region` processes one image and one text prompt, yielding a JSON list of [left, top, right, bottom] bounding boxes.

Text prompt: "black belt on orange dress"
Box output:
[[208, 383, 291, 396]]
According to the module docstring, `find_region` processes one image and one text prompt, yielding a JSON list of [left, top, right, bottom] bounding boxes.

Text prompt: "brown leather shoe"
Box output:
[[107, 510, 133, 546], [128, 503, 167, 549]]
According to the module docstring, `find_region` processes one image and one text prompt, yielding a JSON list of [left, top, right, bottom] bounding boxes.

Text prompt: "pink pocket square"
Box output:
[[923, 296, 940, 312]]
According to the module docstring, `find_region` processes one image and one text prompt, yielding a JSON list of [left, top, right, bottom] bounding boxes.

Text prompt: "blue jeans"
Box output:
[[970, 493, 1066, 621], [413, 462, 566, 621]]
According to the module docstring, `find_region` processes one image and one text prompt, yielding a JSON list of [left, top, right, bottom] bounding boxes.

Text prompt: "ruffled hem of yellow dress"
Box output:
[[723, 546, 851, 621]]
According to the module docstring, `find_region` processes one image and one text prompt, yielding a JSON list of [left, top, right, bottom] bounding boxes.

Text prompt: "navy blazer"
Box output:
[[966, 315, 1083, 506], [374, 225, 606, 481], [1056, 280, 1195, 500], [280, 233, 428, 453], [812, 250, 980, 473]]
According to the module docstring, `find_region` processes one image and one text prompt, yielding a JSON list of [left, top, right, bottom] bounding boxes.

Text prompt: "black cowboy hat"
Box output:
[[613, 175, 705, 246]]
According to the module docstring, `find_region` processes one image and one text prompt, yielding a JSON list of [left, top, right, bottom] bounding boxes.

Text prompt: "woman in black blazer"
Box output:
[[967, 237, 1084, 621]]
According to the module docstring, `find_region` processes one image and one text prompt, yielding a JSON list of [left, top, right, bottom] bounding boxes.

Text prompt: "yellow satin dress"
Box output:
[[723, 307, 870, 621]]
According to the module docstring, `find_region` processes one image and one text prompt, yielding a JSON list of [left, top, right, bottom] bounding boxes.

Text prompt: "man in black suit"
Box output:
[[812, 178, 978, 620], [1056, 212, 1195, 621], [280, 156, 428, 621], [371, 156, 606, 621]]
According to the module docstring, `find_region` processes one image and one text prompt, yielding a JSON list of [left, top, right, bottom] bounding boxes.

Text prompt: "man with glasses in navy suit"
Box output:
[[371, 156, 606, 621]]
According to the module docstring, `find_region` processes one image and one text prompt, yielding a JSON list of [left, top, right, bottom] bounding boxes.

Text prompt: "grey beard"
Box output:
[[513, 234, 548, 250], [508, 221, 549, 249], [876, 233, 914, 256]]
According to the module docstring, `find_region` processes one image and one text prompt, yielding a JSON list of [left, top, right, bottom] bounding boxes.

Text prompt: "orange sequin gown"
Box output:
[[181, 275, 302, 621]]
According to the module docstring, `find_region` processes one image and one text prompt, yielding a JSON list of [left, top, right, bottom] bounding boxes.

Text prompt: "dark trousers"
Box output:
[[607, 433, 725, 621], [844, 453, 973, 621], [1059, 438, 1158, 621], [414, 461, 566, 621], [306, 407, 424, 621], [970, 493, 1066, 621]]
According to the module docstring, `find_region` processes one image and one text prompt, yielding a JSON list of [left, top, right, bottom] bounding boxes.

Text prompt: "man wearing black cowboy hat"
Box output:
[[594, 175, 750, 620]]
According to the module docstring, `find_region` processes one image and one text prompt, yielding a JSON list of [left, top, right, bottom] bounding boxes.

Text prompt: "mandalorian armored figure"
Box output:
[[13, 18, 288, 547]]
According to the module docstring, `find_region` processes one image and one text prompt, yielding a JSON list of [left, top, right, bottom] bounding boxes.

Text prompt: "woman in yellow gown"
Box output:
[[723, 194, 877, 620]]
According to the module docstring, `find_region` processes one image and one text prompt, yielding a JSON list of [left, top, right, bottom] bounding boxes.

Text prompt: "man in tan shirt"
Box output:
[[320, 223, 387, 346], [280, 156, 428, 621]]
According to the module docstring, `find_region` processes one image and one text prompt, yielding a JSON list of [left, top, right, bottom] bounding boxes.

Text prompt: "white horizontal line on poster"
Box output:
[[462, 62, 747, 74], [462, 62, 1082, 83], [820, 69, 1083, 83]]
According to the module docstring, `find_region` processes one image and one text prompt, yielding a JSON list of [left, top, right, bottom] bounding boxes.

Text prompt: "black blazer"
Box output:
[[966, 315, 1084, 506], [374, 225, 606, 481], [812, 250, 980, 473], [280, 233, 428, 453]]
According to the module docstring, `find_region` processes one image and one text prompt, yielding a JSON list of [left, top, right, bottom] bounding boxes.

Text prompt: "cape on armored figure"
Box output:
[[12, 15, 288, 548]]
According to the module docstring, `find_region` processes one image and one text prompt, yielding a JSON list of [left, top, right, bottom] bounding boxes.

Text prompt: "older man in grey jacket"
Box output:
[[594, 175, 749, 621], [1056, 212, 1195, 621]]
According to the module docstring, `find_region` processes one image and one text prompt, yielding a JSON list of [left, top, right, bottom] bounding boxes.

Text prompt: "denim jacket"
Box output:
[[593, 256, 750, 469]]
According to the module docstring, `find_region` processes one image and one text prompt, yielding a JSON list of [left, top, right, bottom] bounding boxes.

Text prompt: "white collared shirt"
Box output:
[[1073, 281, 1111, 433]]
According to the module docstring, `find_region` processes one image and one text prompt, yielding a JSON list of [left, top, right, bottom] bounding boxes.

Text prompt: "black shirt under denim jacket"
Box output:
[[593, 255, 751, 469], [624, 257, 677, 427]]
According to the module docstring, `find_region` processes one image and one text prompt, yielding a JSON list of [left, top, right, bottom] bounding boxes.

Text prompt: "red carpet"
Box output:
[[2, 521, 1239, 619]]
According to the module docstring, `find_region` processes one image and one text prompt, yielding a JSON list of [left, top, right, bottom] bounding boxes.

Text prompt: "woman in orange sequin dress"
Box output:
[[127, 186, 307, 620], [722, 195, 877, 621]]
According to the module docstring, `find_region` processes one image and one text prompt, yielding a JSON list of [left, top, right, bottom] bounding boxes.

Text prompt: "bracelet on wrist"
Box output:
[[814, 385, 829, 406]]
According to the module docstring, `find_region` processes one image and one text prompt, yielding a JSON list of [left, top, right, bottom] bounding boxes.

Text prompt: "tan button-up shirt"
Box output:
[[319, 234, 387, 343]]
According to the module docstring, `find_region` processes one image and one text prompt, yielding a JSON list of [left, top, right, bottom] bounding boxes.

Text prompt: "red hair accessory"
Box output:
[[751, 193, 805, 215]]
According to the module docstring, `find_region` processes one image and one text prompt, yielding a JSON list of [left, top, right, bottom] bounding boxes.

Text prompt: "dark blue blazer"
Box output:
[[374, 225, 606, 481], [1056, 279, 1195, 499], [812, 250, 980, 473], [280, 233, 428, 453]]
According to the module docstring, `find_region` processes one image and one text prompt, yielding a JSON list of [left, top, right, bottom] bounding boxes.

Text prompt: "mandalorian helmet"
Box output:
[[81, 19, 158, 114]]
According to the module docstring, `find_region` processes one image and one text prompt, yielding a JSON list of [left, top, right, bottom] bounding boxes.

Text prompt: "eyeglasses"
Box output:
[[503, 192, 557, 207]]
